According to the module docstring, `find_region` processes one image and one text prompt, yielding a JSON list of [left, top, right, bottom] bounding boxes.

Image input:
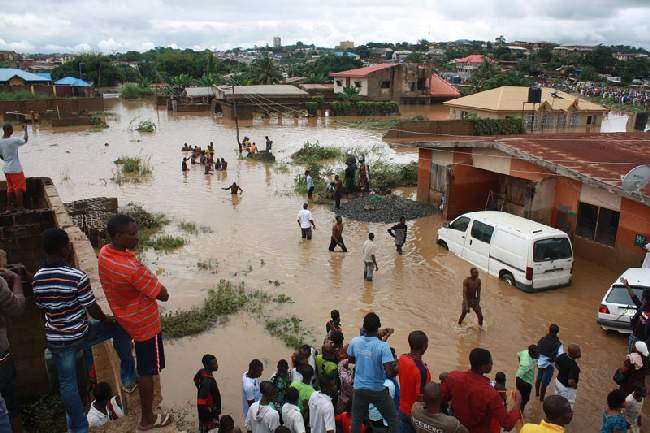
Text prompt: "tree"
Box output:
[[247, 53, 282, 85], [415, 39, 430, 51], [52, 54, 121, 86], [495, 35, 506, 46], [406, 52, 425, 64], [584, 45, 615, 73], [339, 86, 360, 101]]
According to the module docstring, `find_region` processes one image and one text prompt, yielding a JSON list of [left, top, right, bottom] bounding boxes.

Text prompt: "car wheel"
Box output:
[[501, 272, 515, 286], [437, 239, 448, 250]]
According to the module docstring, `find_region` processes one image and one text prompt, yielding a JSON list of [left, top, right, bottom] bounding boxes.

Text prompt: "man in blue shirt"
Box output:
[[305, 170, 315, 200], [347, 312, 398, 433]]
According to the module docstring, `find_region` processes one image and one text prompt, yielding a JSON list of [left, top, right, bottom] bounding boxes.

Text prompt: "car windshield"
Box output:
[[533, 238, 572, 262], [606, 286, 647, 305]]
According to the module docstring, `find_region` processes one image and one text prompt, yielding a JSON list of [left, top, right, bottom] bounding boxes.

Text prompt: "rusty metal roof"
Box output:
[[416, 132, 650, 206]]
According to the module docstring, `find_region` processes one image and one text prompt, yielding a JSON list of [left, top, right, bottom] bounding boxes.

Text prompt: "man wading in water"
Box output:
[[458, 268, 483, 327], [223, 182, 243, 195], [329, 216, 347, 252]]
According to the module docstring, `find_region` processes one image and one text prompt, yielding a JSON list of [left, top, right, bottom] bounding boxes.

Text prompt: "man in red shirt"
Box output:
[[441, 348, 521, 433], [398, 331, 431, 433], [98, 214, 173, 430]]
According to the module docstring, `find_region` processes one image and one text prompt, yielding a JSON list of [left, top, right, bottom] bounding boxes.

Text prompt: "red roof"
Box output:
[[453, 55, 485, 64], [330, 63, 398, 78], [429, 74, 460, 98]]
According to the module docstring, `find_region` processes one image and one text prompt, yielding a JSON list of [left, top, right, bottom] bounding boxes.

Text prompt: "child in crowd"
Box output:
[[624, 384, 645, 433], [270, 359, 291, 410], [195, 354, 222, 433], [219, 414, 236, 433], [601, 389, 629, 433], [326, 310, 342, 334], [489, 372, 508, 433], [86, 382, 124, 428]]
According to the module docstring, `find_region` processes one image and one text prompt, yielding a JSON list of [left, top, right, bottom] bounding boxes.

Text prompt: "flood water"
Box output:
[[11, 101, 638, 431]]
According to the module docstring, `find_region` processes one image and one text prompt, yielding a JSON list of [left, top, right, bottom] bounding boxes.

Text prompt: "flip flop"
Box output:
[[121, 383, 138, 394], [137, 413, 174, 431]]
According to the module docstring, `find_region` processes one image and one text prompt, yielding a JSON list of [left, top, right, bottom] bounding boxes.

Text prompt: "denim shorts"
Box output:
[[537, 365, 554, 386]]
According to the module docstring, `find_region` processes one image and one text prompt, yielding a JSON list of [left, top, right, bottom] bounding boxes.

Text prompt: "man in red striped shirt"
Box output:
[[98, 214, 172, 430]]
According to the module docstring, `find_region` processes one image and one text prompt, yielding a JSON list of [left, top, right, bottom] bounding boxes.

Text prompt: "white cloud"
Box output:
[[0, 0, 649, 53]]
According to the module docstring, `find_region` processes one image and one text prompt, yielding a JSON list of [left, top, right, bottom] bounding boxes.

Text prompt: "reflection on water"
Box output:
[[12, 101, 637, 431]]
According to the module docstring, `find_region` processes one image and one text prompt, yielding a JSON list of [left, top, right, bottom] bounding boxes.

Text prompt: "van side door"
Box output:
[[445, 216, 471, 255], [461, 219, 494, 271]]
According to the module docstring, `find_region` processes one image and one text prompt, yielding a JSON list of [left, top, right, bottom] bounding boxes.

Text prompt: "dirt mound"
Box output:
[[332, 194, 434, 223]]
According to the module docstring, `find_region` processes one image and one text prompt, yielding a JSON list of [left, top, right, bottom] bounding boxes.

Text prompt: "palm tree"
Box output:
[[249, 54, 282, 85]]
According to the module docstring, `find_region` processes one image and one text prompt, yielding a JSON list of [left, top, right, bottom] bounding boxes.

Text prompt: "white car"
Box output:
[[597, 268, 650, 334], [437, 211, 573, 292]]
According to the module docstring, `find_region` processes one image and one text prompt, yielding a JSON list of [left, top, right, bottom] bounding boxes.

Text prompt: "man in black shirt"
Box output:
[[388, 217, 408, 255], [624, 278, 650, 353], [554, 344, 581, 410]]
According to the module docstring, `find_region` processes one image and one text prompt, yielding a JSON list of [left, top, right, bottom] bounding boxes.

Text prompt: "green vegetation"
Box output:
[[368, 161, 418, 190], [162, 280, 273, 338], [178, 221, 198, 234], [336, 119, 400, 130], [0, 90, 51, 100], [22, 394, 67, 433], [135, 120, 156, 132], [121, 83, 154, 99], [115, 203, 170, 253], [272, 293, 292, 303], [141, 234, 185, 252], [89, 114, 108, 129], [264, 315, 312, 349], [291, 141, 344, 163], [113, 155, 152, 184], [469, 116, 525, 135], [329, 100, 399, 116]]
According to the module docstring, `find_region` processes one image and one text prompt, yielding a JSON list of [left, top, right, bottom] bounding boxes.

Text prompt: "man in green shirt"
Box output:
[[291, 364, 316, 414], [516, 345, 539, 411]]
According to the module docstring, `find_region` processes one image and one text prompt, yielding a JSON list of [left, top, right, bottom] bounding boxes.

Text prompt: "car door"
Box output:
[[443, 216, 471, 255], [461, 219, 494, 271]]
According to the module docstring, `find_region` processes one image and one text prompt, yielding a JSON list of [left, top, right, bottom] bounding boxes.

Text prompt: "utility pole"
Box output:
[[232, 83, 242, 154]]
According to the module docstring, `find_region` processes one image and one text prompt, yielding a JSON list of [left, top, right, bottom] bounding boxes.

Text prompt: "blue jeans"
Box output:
[[48, 320, 136, 433], [399, 411, 415, 433], [0, 412, 9, 433]]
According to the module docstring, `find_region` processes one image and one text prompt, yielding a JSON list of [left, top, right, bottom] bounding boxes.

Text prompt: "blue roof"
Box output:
[[334, 51, 359, 57], [54, 77, 91, 87], [33, 72, 53, 81], [0, 68, 52, 83]]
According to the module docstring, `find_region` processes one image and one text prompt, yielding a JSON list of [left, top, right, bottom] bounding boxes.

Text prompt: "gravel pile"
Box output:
[[332, 194, 434, 223]]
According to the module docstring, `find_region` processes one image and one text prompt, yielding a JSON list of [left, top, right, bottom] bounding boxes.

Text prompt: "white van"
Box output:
[[437, 211, 573, 292]]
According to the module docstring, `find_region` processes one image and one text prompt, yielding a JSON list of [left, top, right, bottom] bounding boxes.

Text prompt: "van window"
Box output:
[[449, 216, 470, 232], [533, 238, 572, 262], [471, 221, 494, 243]]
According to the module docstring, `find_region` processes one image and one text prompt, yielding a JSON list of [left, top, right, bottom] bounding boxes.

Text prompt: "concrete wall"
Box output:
[[384, 120, 475, 139], [0, 97, 103, 117], [447, 164, 499, 219]]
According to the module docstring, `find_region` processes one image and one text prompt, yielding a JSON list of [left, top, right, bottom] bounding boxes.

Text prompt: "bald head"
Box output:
[[543, 395, 573, 426], [422, 382, 442, 413], [567, 344, 581, 359]]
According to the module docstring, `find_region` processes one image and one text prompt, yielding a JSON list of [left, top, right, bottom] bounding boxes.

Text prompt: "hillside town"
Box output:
[[1, 7, 650, 433]]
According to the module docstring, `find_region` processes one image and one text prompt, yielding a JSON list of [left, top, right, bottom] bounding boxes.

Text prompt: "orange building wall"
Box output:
[[615, 198, 650, 267], [447, 165, 499, 219], [510, 158, 552, 182], [417, 148, 432, 202], [551, 177, 581, 234]]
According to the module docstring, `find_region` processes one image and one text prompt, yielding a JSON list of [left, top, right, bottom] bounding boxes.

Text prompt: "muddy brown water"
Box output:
[[10, 101, 637, 431]]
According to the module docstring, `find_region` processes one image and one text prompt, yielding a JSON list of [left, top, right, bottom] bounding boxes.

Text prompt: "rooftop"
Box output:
[[0, 68, 52, 83], [54, 76, 91, 87], [329, 63, 399, 78], [415, 132, 650, 205], [215, 85, 308, 97], [443, 86, 608, 113], [184, 86, 215, 97], [452, 55, 486, 64], [429, 74, 460, 99]]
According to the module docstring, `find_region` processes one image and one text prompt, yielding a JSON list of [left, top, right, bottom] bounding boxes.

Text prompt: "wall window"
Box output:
[[354, 81, 361, 88], [429, 163, 448, 193], [471, 220, 495, 243], [409, 82, 416, 91], [380, 80, 391, 89], [336, 80, 343, 87], [576, 202, 619, 245], [587, 115, 593, 125]]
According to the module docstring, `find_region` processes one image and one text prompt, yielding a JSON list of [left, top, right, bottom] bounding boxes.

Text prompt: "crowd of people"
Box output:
[[554, 80, 650, 109], [182, 142, 229, 174]]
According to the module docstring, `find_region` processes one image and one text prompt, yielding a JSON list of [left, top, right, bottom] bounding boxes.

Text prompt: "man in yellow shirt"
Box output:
[[521, 395, 572, 433]]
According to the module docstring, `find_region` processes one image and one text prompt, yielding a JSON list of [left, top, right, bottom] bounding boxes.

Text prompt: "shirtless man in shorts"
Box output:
[[458, 267, 483, 326]]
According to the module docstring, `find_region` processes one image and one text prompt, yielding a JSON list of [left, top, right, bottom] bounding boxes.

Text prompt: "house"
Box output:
[[450, 55, 487, 81], [444, 86, 608, 132], [181, 86, 215, 103], [334, 51, 360, 60], [0, 68, 52, 89], [552, 45, 595, 58], [213, 84, 309, 119], [330, 63, 441, 103], [54, 77, 94, 97], [415, 133, 650, 270], [614, 52, 649, 61], [299, 83, 334, 99], [391, 51, 412, 62], [429, 74, 460, 102], [0, 51, 20, 62], [337, 41, 354, 50]]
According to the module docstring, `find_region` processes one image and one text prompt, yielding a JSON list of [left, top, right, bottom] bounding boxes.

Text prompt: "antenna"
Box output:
[[621, 164, 650, 193]]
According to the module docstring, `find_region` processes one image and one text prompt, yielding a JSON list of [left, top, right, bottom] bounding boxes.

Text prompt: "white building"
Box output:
[[273, 37, 281, 49]]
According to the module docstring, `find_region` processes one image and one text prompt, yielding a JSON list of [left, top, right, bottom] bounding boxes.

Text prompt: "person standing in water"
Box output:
[[334, 175, 344, 209], [297, 203, 316, 240], [458, 268, 483, 327], [223, 182, 243, 195], [305, 171, 315, 200], [388, 217, 408, 255], [329, 216, 347, 252]]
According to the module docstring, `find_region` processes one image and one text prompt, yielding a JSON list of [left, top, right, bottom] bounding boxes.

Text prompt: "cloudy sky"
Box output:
[[2, 0, 649, 53]]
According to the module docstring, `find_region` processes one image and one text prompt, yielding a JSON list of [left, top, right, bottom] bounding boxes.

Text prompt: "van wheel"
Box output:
[[500, 273, 515, 286], [437, 239, 448, 250]]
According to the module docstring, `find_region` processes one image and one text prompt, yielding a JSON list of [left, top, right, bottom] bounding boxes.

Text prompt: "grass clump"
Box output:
[[162, 280, 272, 338], [141, 235, 185, 252], [121, 83, 154, 100], [197, 258, 219, 272], [120, 202, 168, 229], [291, 141, 344, 163], [272, 293, 292, 302], [136, 120, 156, 132], [113, 155, 152, 184], [264, 315, 312, 349], [89, 114, 109, 129], [368, 161, 418, 190], [178, 221, 198, 234], [336, 119, 400, 130]]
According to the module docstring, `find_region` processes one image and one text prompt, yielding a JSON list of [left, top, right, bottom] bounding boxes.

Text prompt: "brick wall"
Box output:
[[0, 97, 104, 117], [384, 120, 475, 139]]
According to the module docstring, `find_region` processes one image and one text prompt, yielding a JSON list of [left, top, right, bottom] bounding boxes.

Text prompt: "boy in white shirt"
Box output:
[[245, 382, 280, 433], [624, 385, 645, 433], [86, 382, 124, 427]]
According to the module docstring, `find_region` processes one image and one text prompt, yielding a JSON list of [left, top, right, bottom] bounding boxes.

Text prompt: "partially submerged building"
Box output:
[[444, 86, 608, 132], [415, 133, 650, 270], [330, 63, 456, 104], [214, 84, 309, 120]]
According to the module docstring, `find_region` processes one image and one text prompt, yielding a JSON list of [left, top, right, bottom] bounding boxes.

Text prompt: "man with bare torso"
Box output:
[[458, 268, 483, 327]]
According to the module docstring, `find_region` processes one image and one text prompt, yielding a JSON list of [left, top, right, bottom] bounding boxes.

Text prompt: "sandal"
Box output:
[[137, 413, 174, 431], [122, 383, 138, 394]]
